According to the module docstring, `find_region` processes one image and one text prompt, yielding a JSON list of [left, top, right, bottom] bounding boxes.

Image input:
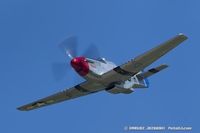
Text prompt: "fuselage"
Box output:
[[71, 57, 116, 77], [70, 56, 148, 92]]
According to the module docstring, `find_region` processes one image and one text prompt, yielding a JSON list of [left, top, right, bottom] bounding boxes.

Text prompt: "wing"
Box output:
[[100, 34, 187, 85], [17, 81, 104, 111]]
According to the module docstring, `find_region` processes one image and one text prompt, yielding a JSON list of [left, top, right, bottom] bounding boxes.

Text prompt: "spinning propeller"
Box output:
[[52, 36, 100, 81]]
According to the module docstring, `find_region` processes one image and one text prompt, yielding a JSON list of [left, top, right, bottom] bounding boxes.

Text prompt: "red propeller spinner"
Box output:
[[70, 57, 89, 76]]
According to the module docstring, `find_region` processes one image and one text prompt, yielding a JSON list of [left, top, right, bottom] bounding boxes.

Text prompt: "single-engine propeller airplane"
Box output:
[[18, 33, 188, 111]]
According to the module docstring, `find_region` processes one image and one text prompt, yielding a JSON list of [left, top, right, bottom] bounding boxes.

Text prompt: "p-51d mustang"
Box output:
[[18, 34, 187, 111]]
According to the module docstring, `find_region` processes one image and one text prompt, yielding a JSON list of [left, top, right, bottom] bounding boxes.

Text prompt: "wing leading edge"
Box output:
[[17, 81, 104, 111], [100, 34, 187, 85]]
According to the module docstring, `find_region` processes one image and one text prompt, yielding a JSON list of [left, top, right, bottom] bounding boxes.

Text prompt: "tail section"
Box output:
[[131, 75, 149, 88], [106, 64, 168, 94], [134, 64, 168, 88]]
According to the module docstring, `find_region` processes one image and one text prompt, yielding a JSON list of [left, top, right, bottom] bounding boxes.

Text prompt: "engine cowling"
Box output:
[[70, 57, 89, 76]]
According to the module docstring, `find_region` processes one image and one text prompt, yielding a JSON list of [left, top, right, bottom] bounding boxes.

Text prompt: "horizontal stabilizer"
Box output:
[[137, 64, 168, 80]]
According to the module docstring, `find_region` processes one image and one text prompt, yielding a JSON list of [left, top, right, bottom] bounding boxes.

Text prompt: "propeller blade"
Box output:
[[52, 62, 69, 81], [83, 43, 100, 59], [58, 36, 78, 59]]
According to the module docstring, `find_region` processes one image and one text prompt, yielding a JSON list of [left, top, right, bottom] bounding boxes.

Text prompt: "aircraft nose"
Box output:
[[71, 58, 78, 64], [70, 57, 89, 76], [71, 58, 80, 68]]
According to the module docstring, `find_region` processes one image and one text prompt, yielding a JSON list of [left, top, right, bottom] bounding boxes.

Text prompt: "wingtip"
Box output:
[[160, 64, 169, 68], [17, 106, 30, 111], [178, 33, 188, 40], [17, 107, 25, 111]]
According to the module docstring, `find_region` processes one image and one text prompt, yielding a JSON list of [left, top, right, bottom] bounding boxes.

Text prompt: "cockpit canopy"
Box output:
[[96, 57, 107, 63]]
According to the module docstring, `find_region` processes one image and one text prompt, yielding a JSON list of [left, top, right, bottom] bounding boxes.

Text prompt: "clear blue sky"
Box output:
[[0, 0, 199, 132]]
